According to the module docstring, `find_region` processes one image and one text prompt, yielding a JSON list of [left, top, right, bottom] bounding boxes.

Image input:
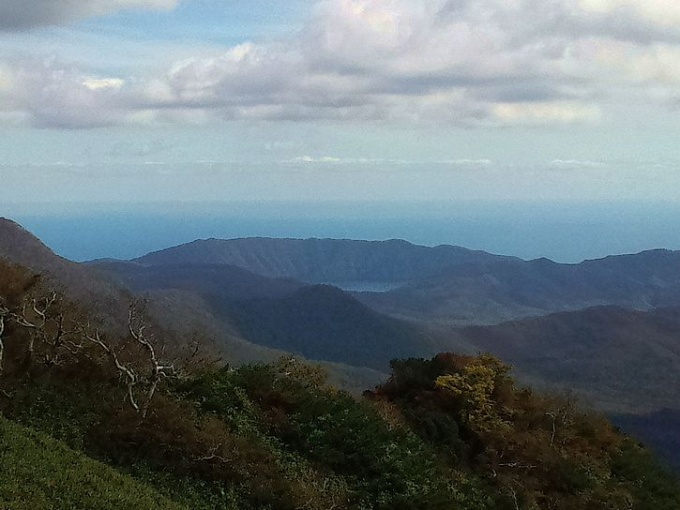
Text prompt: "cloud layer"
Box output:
[[1, 0, 679, 128]]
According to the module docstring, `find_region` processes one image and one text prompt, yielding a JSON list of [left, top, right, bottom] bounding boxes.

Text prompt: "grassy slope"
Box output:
[[0, 416, 186, 510]]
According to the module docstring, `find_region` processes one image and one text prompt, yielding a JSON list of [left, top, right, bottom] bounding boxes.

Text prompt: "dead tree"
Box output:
[[0, 302, 8, 375], [545, 397, 577, 448], [85, 303, 177, 417], [86, 328, 140, 412], [0, 288, 89, 378], [127, 306, 177, 418]]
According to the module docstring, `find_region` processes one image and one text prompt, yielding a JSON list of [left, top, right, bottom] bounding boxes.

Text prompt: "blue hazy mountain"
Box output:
[[129, 236, 680, 325]]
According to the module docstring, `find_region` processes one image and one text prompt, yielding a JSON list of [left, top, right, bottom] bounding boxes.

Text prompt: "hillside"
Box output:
[[92, 260, 306, 300], [444, 304, 680, 468], [0, 219, 303, 368], [218, 284, 436, 370], [0, 416, 186, 510], [2, 283, 679, 510], [452, 305, 680, 414], [0, 220, 386, 388], [91, 259, 437, 371], [0, 217, 132, 333], [612, 409, 680, 471]]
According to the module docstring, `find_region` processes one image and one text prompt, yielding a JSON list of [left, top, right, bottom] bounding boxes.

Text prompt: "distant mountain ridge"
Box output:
[[361, 248, 680, 324], [133, 237, 514, 284], [131, 235, 680, 325]]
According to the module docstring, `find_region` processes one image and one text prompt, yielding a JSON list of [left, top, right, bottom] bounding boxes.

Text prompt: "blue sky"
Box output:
[[1, 0, 679, 213]]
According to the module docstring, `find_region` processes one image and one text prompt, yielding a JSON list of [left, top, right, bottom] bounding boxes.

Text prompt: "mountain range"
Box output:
[[129, 236, 680, 325], [3, 217, 680, 467]]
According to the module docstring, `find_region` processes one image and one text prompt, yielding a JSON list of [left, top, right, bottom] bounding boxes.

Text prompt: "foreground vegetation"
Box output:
[[0, 416, 187, 510], [1, 260, 679, 509]]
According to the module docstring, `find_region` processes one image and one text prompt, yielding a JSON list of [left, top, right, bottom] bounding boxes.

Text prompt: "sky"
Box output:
[[0, 0, 679, 259]]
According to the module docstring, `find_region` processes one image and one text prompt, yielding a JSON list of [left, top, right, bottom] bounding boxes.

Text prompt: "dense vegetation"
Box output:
[[1, 259, 680, 509]]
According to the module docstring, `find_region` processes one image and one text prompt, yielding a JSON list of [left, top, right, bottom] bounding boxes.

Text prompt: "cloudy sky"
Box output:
[[1, 0, 679, 211]]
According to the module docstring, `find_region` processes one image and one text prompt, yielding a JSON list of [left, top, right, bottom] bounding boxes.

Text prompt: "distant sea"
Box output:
[[7, 200, 680, 263]]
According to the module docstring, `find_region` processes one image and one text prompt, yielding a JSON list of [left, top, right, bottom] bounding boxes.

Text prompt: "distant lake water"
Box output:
[[9, 200, 680, 263]]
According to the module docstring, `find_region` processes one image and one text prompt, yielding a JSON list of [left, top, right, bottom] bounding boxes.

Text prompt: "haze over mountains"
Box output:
[[127, 236, 680, 325], [3, 217, 680, 466]]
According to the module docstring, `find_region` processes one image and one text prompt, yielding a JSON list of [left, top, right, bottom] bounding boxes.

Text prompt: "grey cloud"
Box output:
[[496, 0, 680, 46], [0, 0, 178, 31], [4, 57, 131, 128]]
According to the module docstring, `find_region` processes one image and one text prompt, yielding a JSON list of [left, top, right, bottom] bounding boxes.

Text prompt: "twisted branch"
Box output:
[[128, 307, 176, 418], [0, 304, 7, 375], [86, 329, 139, 412]]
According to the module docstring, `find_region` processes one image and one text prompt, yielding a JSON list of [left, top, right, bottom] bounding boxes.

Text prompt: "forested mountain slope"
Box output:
[[450, 305, 680, 413], [2, 265, 679, 510]]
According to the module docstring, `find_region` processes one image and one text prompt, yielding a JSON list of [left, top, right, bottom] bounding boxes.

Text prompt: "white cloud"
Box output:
[[442, 159, 494, 166], [142, 0, 680, 125], [287, 155, 343, 164], [82, 78, 126, 91], [0, 0, 179, 30], [590, 41, 680, 84], [2, 0, 680, 128], [550, 159, 608, 168], [0, 63, 12, 92], [492, 102, 601, 124]]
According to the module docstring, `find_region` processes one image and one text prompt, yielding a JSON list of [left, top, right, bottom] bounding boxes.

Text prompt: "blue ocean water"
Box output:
[[8, 200, 680, 263]]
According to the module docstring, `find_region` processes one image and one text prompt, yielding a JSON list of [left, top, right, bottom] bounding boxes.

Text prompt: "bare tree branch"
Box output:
[[9, 292, 60, 356], [86, 329, 139, 412], [196, 444, 233, 464], [499, 462, 537, 471], [509, 486, 520, 510], [81, 305, 178, 417], [128, 305, 177, 418], [0, 304, 8, 376]]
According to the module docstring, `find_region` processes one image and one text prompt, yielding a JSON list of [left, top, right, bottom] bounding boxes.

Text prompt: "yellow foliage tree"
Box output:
[[435, 354, 513, 433]]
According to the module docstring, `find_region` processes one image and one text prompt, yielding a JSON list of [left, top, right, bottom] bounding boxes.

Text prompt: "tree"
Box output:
[[435, 353, 513, 433], [86, 302, 179, 417]]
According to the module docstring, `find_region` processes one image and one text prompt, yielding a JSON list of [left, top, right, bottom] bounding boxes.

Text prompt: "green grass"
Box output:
[[0, 416, 187, 510]]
